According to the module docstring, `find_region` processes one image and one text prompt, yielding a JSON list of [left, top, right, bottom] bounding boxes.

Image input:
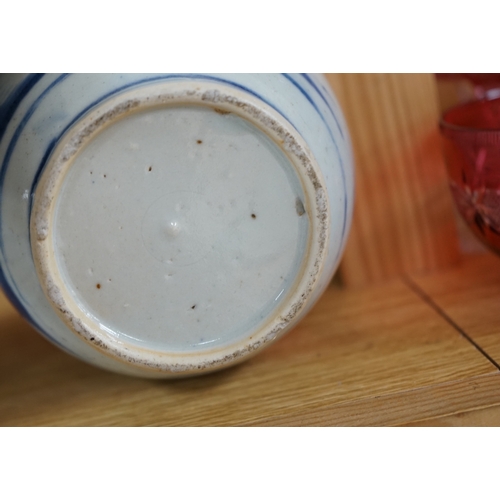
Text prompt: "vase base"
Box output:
[[30, 79, 328, 375]]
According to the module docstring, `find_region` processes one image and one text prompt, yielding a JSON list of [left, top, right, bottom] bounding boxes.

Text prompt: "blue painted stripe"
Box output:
[[0, 75, 71, 340], [26, 137, 58, 260], [281, 74, 348, 254], [299, 73, 344, 141], [0, 75, 69, 298], [0, 74, 69, 198], [0, 74, 44, 144]]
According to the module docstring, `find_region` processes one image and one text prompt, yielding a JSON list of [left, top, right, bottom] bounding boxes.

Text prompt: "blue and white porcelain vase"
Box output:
[[0, 74, 354, 377]]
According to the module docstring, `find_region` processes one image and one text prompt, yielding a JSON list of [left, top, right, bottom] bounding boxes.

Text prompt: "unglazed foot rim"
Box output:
[[30, 79, 329, 375]]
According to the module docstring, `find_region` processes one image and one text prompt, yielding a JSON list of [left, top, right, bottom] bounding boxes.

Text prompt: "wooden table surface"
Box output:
[[1, 252, 500, 426]]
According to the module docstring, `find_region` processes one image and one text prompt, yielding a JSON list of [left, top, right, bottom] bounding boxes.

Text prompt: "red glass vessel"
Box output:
[[437, 74, 500, 100], [440, 98, 500, 254]]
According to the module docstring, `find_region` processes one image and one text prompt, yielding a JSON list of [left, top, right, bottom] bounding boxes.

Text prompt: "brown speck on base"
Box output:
[[251, 213, 256, 219], [197, 140, 202, 144], [148, 166, 152, 172], [214, 108, 230, 115], [96, 283, 101, 289], [103, 174, 107, 178], [191, 305, 196, 309]]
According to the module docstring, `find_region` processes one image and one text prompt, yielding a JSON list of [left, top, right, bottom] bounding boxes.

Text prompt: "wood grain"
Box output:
[[248, 373, 500, 427], [410, 253, 500, 363], [1, 254, 498, 426], [401, 402, 500, 426], [326, 74, 461, 287]]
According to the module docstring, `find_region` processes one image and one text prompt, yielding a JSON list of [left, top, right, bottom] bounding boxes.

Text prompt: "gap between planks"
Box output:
[[402, 274, 500, 371], [243, 273, 500, 426]]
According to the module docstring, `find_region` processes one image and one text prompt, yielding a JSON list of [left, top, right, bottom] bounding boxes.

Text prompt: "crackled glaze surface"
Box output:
[[0, 74, 354, 377]]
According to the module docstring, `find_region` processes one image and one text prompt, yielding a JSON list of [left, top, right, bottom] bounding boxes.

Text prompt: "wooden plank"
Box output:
[[0, 268, 493, 426], [247, 373, 500, 427], [410, 252, 500, 363], [326, 74, 461, 287], [401, 402, 500, 426]]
